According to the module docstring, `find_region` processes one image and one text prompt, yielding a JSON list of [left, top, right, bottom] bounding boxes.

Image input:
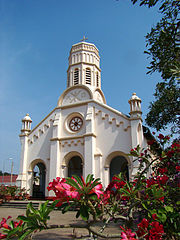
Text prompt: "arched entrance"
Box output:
[[110, 156, 129, 181], [32, 162, 46, 199], [68, 156, 82, 177]]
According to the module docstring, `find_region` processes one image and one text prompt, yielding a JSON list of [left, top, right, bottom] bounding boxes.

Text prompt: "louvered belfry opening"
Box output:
[[67, 72, 70, 87], [85, 68, 91, 85], [96, 72, 99, 87], [74, 68, 79, 85]]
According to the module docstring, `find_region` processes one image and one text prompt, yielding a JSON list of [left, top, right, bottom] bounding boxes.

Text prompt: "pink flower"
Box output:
[[91, 183, 103, 198], [149, 221, 164, 240], [61, 182, 80, 199], [136, 218, 149, 238], [176, 166, 180, 172], [152, 214, 157, 220], [0, 218, 11, 230], [120, 227, 137, 240], [157, 168, 168, 174], [0, 233, 7, 239], [158, 134, 164, 139]]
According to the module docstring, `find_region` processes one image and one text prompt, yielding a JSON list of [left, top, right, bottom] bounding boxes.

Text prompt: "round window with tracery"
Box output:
[[69, 116, 83, 132]]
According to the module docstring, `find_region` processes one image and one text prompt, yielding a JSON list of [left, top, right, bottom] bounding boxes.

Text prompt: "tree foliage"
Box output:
[[131, 0, 180, 134]]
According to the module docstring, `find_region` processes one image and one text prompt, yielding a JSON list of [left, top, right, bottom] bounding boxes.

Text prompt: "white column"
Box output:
[[17, 135, 29, 189], [84, 135, 96, 179], [84, 103, 96, 178], [49, 110, 61, 196]]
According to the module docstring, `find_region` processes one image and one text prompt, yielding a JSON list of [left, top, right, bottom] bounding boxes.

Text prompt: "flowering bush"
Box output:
[[0, 186, 29, 202], [0, 201, 58, 239], [0, 216, 24, 239], [47, 174, 103, 221], [0, 134, 179, 239]]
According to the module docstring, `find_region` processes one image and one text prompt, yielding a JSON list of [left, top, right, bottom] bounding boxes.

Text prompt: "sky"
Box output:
[[0, 0, 162, 174]]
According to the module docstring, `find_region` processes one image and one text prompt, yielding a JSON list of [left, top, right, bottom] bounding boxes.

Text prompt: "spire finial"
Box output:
[[80, 36, 88, 42]]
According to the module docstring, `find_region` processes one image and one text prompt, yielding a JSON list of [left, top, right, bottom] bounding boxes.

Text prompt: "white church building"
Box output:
[[17, 40, 149, 198]]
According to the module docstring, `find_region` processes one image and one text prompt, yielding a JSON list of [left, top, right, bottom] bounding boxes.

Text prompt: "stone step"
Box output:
[[0, 200, 52, 209]]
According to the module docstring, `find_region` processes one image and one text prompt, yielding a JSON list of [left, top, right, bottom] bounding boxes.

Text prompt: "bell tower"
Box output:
[[67, 37, 101, 89]]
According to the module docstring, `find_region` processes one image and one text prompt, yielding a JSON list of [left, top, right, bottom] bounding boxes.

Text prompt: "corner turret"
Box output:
[[128, 93, 142, 119], [21, 114, 32, 135]]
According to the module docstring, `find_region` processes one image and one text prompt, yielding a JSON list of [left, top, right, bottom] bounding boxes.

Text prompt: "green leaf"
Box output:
[[76, 210, 80, 219], [165, 205, 173, 213], [90, 178, 101, 190], [142, 202, 148, 210], [7, 227, 20, 238], [80, 205, 89, 221], [27, 202, 39, 215], [62, 203, 73, 214], [157, 212, 167, 223], [18, 229, 34, 240], [43, 200, 59, 218], [89, 194, 98, 200], [9, 220, 14, 229], [72, 175, 84, 188], [17, 216, 29, 223], [86, 174, 94, 185]]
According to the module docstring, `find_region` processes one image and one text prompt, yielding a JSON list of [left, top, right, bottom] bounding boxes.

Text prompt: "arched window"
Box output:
[[110, 156, 129, 181], [68, 156, 82, 177], [85, 68, 91, 85], [74, 68, 79, 85], [32, 162, 46, 199], [96, 72, 99, 87]]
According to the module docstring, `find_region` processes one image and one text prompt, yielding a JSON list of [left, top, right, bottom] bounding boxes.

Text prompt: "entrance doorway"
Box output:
[[110, 156, 129, 182], [68, 156, 82, 177], [32, 162, 46, 199]]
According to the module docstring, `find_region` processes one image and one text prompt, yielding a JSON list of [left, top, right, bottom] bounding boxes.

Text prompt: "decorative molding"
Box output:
[[50, 133, 96, 142], [67, 62, 101, 72], [28, 120, 53, 145], [95, 108, 131, 131], [61, 139, 84, 148], [28, 108, 56, 135]]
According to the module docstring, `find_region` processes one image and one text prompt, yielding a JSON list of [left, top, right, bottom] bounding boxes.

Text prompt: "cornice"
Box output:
[[67, 62, 101, 72], [56, 99, 130, 120], [50, 133, 96, 142], [28, 108, 57, 135]]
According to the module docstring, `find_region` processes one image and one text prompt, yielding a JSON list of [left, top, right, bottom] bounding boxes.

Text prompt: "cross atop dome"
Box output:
[[80, 36, 88, 42]]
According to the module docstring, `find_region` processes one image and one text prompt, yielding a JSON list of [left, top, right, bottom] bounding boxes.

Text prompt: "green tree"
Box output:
[[131, 0, 180, 134]]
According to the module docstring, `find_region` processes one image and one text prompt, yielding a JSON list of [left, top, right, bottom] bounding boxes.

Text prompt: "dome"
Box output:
[[128, 93, 141, 102], [22, 113, 32, 122]]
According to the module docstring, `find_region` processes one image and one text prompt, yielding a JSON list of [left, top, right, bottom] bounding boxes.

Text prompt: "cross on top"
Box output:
[[80, 36, 88, 42]]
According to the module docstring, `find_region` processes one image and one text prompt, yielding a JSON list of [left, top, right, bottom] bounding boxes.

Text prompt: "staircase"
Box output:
[[0, 200, 51, 209]]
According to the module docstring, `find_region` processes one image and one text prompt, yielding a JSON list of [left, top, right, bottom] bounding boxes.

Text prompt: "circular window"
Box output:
[[69, 116, 83, 132]]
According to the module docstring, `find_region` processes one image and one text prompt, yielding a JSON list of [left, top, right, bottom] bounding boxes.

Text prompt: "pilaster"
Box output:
[[84, 103, 96, 178], [49, 110, 61, 183]]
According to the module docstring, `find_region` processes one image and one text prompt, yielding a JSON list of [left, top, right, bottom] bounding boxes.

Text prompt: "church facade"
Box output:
[[17, 40, 149, 198]]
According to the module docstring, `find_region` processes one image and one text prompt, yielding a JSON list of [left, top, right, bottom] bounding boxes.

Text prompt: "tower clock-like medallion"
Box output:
[[69, 116, 83, 132]]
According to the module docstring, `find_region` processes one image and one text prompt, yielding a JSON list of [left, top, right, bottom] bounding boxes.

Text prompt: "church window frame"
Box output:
[[85, 68, 91, 85], [74, 68, 79, 85]]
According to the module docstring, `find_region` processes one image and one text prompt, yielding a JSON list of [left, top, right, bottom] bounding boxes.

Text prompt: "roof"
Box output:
[[0, 175, 18, 183]]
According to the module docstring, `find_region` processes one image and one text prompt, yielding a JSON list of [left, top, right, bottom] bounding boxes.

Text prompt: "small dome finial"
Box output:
[[21, 113, 32, 133], [128, 92, 142, 118]]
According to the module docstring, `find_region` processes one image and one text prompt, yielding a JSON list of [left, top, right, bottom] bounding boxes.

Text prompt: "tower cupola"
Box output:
[[21, 113, 32, 134], [67, 38, 101, 89], [128, 93, 142, 118]]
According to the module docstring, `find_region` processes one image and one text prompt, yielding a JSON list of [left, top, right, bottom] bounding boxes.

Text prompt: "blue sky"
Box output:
[[0, 0, 162, 174]]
